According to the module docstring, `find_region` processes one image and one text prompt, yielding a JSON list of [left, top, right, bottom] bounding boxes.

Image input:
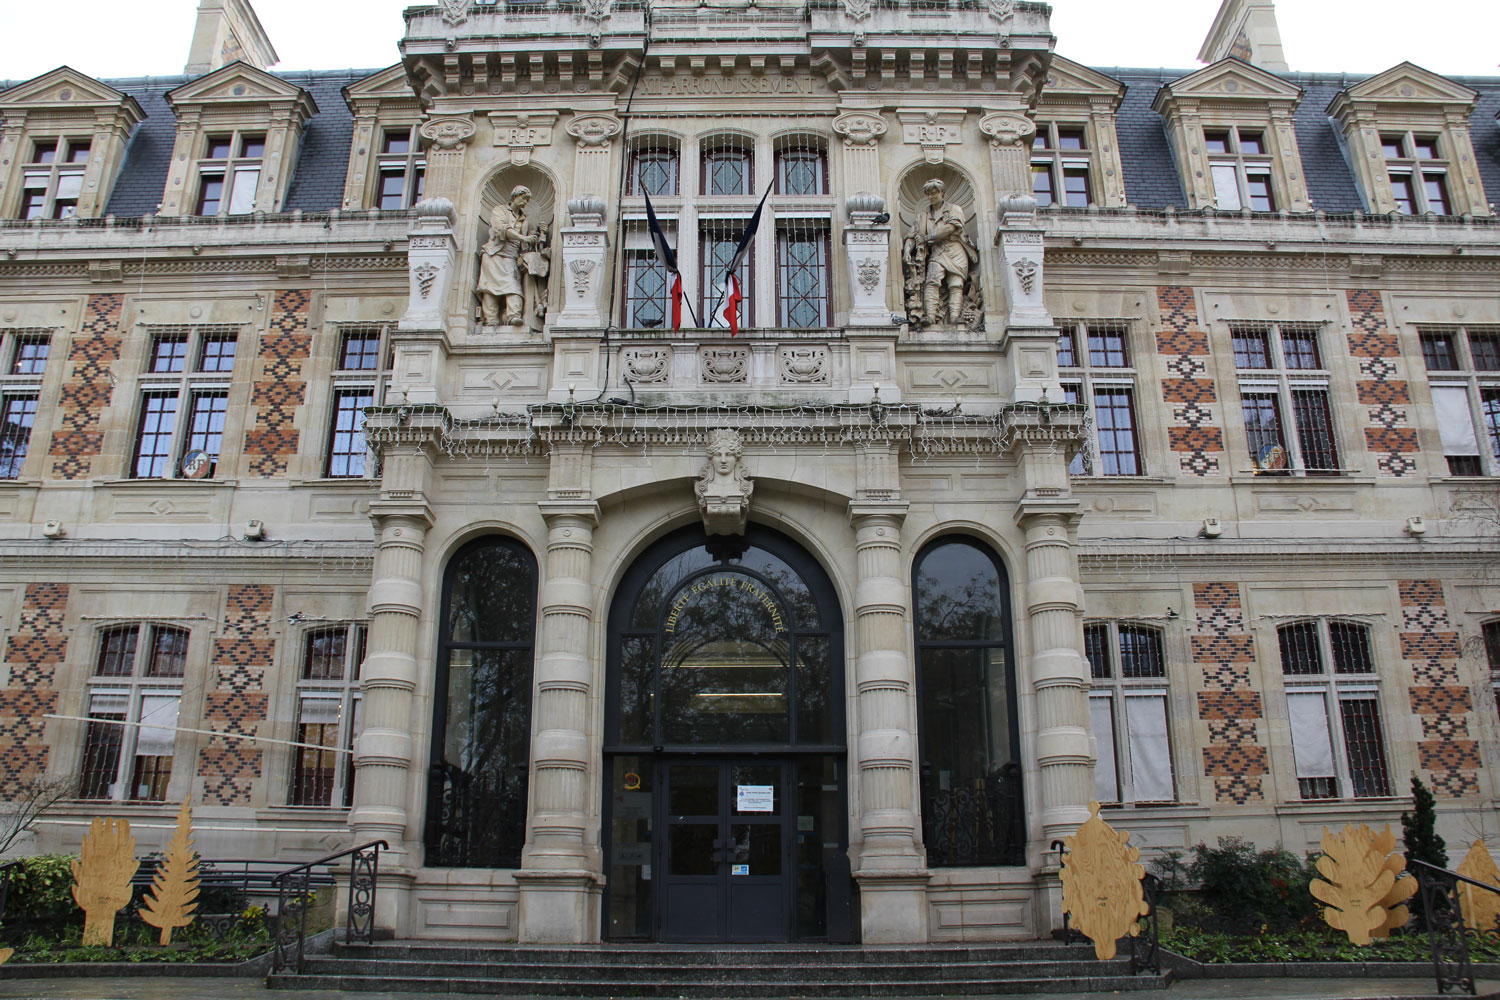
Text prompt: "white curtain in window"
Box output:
[[1432, 385, 1480, 456], [56, 171, 84, 200], [228, 168, 260, 214], [1125, 693, 1174, 802], [298, 694, 340, 727], [1211, 163, 1242, 210], [1090, 694, 1119, 802], [88, 689, 129, 717], [136, 693, 180, 757], [1287, 689, 1336, 779]]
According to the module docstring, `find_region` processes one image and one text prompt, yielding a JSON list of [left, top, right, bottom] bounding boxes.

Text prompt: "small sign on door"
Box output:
[[736, 784, 774, 812], [731, 864, 750, 876]]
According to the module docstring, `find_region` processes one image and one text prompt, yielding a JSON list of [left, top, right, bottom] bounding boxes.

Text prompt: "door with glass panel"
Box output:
[[603, 527, 848, 943]]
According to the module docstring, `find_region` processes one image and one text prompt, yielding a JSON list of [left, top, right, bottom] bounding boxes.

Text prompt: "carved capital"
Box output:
[[979, 111, 1037, 148], [833, 111, 888, 147], [566, 113, 622, 148], [419, 115, 477, 151]]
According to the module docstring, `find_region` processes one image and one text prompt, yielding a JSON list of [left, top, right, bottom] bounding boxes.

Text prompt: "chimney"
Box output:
[[185, 0, 279, 76], [1198, 0, 1289, 73]]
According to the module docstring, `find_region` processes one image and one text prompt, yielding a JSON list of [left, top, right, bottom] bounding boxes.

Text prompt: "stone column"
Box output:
[[349, 422, 440, 933], [848, 443, 928, 943], [517, 445, 601, 943], [418, 114, 477, 204]]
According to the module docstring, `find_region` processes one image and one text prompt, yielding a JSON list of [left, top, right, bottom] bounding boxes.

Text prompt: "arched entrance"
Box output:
[[603, 526, 848, 943]]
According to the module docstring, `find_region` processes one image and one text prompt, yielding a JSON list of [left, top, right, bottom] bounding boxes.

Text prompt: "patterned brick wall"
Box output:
[[0, 584, 68, 797], [1347, 290, 1418, 477], [48, 295, 123, 480], [198, 585, 274, 806], [1192, 582, 1267, 804], [242, 290, 312, 478], [1157, 286, 1224, 477], [1399, 580, 1480, 798]]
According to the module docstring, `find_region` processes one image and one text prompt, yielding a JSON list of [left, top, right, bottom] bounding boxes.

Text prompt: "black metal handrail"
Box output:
[[0, 860, 22, 926], [1409, 858, 1500, 997], [1051, 838, 1160, 975], [270, 840, 387, 974]]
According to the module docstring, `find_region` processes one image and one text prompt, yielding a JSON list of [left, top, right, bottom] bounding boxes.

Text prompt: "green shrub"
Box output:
[[2, 854, 80, 939], [1151, 837, 1319, 933]]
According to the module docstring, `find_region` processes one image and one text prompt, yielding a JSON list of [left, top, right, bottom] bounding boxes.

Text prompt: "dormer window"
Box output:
[[377, 127, 425, 210], [20, 138, 91, 220], [1381, 132, 1450, 215], [196, 132, 265, 216], [1205, 126, 1275, 211], [1031, 123, 1092, 207]]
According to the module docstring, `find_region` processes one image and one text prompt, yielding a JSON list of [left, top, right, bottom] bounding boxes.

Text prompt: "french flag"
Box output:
[[721, 185, 771, 336], [643, 190, 683, 331]]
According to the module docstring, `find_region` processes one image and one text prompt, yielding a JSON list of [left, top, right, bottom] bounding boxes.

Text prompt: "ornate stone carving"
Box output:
[[567, 194, 607, 227], [979, 111, 1037, 148], [897, 108, 966, 164], [439, 0, 473, 27], [695, 428, 753, 536], [843, 0, 872, 20], [779, 346, 830, 384], [623, 347, 670, 384], [415, 263, 439, 299], [833, 111, 887, 147], [581, 0, 613, 44], [568, 259, 596, 297], [902, 178, 983, 330], [700, 348, 749, 383], [419, 116, 476, 150], [986, 0, 1015, 23], [478, 184, 551, 330], [856, 258, 882, 292], [1012, 257, 1038, 294], [566, 113, 622, 148], [488, 111, 558, 166]]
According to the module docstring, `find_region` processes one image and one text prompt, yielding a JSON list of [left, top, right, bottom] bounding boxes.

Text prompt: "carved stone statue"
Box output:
[[902, 178, 982, 330], [696, 429, 753, 536], [478, 184, 551, 329]]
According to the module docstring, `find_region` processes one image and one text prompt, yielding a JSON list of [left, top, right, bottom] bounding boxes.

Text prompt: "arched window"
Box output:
[[913, 538, 1023, 867], [425, 537, 538, 868]]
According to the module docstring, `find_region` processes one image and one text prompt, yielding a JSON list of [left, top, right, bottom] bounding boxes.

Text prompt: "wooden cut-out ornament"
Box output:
[[1311, 822, 1415, 946], [71, 816, 139, 946], [1456, 840, 1500, 935], [1059, 802, 1150, 960], [141, 801, 200, 945]]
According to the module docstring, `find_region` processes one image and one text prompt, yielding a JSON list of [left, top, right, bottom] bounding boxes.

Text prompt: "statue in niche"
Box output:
[[901, 178, 982, 330], [477, 184, 551, 329], [696, 428, 754, 536]]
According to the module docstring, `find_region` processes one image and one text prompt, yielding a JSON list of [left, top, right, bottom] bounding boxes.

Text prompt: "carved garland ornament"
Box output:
[[779, 346, 829, 384], [566, 113, 623, 148], [978, 111, 1037, 148], [623, 347, 670, 384], [701, 348, 749, 384]]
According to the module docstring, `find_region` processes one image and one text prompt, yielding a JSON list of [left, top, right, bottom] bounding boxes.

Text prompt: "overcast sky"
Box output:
[[1, 1, 1496, 83]]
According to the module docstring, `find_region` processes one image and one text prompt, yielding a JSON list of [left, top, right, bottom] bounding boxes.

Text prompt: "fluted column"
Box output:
[[516, 489, 601, 943], [1014, 497, 1092, 845], [849, 482, 928, 943]]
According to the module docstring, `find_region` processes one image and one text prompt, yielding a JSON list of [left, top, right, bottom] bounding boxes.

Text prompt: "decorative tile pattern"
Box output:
[[197, 584, 274, 805], [1400, 579, 1480, 798], [1347, 290, 1419, 477], [242, 290, 312, 478], [47, 295, 123, 480], [1157, 287, 1223, 476], [0, 584, 68, 796], [1192, 582, 1266, 803]]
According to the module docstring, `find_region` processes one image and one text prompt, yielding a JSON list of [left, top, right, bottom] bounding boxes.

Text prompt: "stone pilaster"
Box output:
[[392, 198, 456, 404], [848, 441, 927, 943], [518, 445, 602, 943], [417, 114, 477, 204], [996, 202, 1059, 403], [979, 110, 1037, 198], [833, 109, 888, 193], [844, 193, 891, 328]]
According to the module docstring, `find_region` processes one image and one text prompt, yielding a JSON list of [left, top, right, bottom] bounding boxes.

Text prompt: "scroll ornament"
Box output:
[[1310, 823, 1416, 945], [72, 817, 140, 946], [1059, 802, 1150, 961], [141, 801, 201, 945], [1456, 840, 1500, 934]]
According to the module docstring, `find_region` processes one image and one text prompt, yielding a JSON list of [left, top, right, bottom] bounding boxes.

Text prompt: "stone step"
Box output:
[[267, 972, 1170, 996], [331, 940, 1110, 966]]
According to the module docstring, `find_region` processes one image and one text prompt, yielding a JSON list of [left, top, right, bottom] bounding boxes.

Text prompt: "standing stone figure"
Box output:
[[478, 185, 549, 327], [695, 428, 754, 536], [902, 178, 981, 328]]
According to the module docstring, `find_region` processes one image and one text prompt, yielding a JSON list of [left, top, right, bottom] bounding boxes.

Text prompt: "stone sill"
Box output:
[[1071, 476, 1175, 487], [1098, 803, 1210, 820], [288, 478, 378, 490], [1272, 796, 1412, 817], [1229, 474, 1378, 487], [97, 478, 239, 489]]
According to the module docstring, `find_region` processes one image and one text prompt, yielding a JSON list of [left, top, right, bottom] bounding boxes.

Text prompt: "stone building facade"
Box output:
[[0, 0, 1498, 945]]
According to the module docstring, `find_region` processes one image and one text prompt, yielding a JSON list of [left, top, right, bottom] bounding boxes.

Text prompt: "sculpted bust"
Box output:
[[696, 429, 753, 536]]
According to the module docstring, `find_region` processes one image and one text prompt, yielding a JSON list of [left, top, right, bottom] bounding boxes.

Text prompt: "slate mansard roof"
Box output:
[[4, 61, 1498, 217]]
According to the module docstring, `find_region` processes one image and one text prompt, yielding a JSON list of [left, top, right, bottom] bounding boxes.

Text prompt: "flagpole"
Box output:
[[708, 182, 773, 334]]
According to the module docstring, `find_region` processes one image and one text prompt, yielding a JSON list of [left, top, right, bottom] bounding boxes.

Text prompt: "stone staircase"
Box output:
[[266, 940, 1172, 996]]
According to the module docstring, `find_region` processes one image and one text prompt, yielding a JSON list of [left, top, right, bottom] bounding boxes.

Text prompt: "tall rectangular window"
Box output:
[[774, 147, 827, 195], [132, 392, 179, 479], [1383, 133, 1451, 215], [0, 395, 38, 480], [1032, 123, 1093, 208], [1205, 127, 1276, 211], [1420, 324, 1500, 476], [291, 623, 365, 808], [1086, 621, 1174, 805], [776, 227, 829, 329], [80, 623, 187, 802], [702, 149, 752, 196], [1281, 619, 1391, 800], [623, 251, 669, 329], [131, 325, 240, 479], [627, 146, 679, 197], [1232, 322, 1341, 474], [325, 325, 390, 479], [699, 227, 743, 329], [326, 389, 374, 478], [375, 126, 425, 210], [195, 132, 264, 216], [1059, 321, 1142, 476], [19, 137, 89, 220]]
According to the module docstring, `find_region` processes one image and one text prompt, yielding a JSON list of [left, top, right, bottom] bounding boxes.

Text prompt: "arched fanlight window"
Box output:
[[425, 536, 538, 869], [913, 537, 1023, 867]]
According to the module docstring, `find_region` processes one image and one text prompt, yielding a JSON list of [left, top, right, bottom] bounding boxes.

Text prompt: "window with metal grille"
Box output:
[[131, 325, 241, 479], [1231, 322, 1341, 474], [80, 623, 188, 802], [702, 147, 751, 197], [627, 144, 680, 197], [1279, 619, 1392, 800], [699, 225, 746, 328], [776, 227, 829, 329], [774, 146, 827, 196], [1420, 325, 1500, 476], [1085, 621, 1174, 805], [623, 251, 669, 329], [1058, 320, 1142, 476], [291, 624, 365, 808]]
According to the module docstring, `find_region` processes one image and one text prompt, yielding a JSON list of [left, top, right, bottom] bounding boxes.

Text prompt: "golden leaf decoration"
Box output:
[[1059, 802, 1150, 961], [71, 816, 139, 947], [0, 947, 11, 965], [1311, 822, 1402, 946], [1456, 840, 1500, 935], [141, 802, 200, 946], [1371, 825, 1416, 939]]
